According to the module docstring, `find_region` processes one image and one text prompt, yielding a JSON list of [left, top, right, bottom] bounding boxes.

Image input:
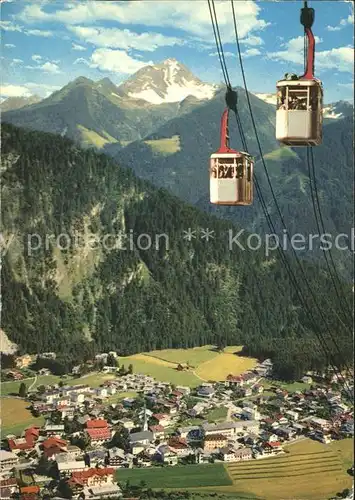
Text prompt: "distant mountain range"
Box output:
[[1, 94, 41, 112], [2, 58, 351, 150], [2, 59, 219, 149]]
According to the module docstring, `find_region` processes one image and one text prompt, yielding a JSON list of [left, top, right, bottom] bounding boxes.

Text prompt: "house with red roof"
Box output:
[[171, 390, 184, 400], [168, 438, 190, 456], [151, 414, 172, 427], [85, 419, 111, 444], [41, 437, 67, 460], [68, 467, 115, 492], [225, 374, 244, 387], [263, 441, 283, 454], [86, 427, 111, 444], [149, 425, 165, 439], [7, 425, 40, 453], [86, 419, 108, 429], [20, 485, 40, 495], [25, 427, 40, 442]]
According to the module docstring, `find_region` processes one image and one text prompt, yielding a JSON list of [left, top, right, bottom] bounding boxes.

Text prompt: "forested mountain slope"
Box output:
[[1, 123, 352, 378]]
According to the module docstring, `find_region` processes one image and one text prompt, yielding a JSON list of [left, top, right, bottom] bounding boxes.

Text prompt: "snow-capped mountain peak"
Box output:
[[117, 58, 219, 105]]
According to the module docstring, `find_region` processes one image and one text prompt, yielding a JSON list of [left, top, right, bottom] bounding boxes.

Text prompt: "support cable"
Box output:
[[229, 0, 352, 372], [208, 0, 352, 388], [307, 146, 353, 322]]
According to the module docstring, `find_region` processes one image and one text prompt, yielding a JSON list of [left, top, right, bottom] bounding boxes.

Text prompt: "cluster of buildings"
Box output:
[[1, 356, 353, 499]]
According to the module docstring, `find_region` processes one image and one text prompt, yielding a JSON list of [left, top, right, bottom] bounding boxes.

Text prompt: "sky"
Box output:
[[1, 0, 354, 103]]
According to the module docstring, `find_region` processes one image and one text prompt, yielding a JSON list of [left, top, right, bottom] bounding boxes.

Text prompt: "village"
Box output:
[[0, 352, 354, 499]]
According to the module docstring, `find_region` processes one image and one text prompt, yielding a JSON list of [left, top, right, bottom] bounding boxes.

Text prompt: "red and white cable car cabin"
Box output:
[[210, 108, 253, 206], [276, 4, 323, 147]]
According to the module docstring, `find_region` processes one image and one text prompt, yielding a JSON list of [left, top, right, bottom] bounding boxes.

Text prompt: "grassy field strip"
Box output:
[[228, 460, 342, 472], [116, 463, 233, 489], [146, 346, 219, 367], [129, 353, 178, 368], [228, 468, 342, 480], [227, 453, 339, 467]]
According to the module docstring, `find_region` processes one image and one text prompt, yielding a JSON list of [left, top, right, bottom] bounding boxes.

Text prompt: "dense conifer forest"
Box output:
[[1, 123, 353, 379]]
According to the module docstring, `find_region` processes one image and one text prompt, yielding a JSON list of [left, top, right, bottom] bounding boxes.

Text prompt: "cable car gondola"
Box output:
[[210, 107, 253, 206], [276, 1, 323, 146]]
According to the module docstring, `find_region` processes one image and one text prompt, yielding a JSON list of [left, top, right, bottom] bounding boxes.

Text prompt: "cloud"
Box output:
[[1, 84, 32, 98], [316, 47, 354, 72], [240, 35, 264, 46], [209, 51, 235, 58], [327, 10, 354, 31], [32, 54, 42, 62], [0, 21, 22, 32], [17, 1, 269, 42], [268, 38, 353, 72], [89, 48, 152, 74], [1, 82, 61, 99], [26, 29, 53, 37], [243, 48, 261, 58], [4, 43, 16, 48], [0, 20, 53, 37], [69, 26, 184, 52], [40, 62, 61, 73], [72, 42, 87, 51], [326, 25, 342, 32]]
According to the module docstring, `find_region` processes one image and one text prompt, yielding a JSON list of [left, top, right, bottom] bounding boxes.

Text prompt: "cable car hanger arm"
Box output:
[[218, 85, 239, 153], [300, 1, 315, 80]]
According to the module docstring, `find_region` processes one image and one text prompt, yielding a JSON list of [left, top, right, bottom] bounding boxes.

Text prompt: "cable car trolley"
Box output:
[[210, 106, 253, 206], [276, 1, 323, 146]]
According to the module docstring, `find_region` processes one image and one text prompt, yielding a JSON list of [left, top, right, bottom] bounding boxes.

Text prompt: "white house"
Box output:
[[0, 451, 19, 471], [285, 410, 299, 421], [220, 448, 236, 462]]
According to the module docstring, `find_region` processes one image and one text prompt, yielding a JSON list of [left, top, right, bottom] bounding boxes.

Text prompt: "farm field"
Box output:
[[195, 351, 257, 381], [122, 345, 257, 386], [116, 463, 233, 489], [147, 346, 218, 367], [118, 355, 201, 387], [222, 438, 354, 500], [1, 398, 45, 436]]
